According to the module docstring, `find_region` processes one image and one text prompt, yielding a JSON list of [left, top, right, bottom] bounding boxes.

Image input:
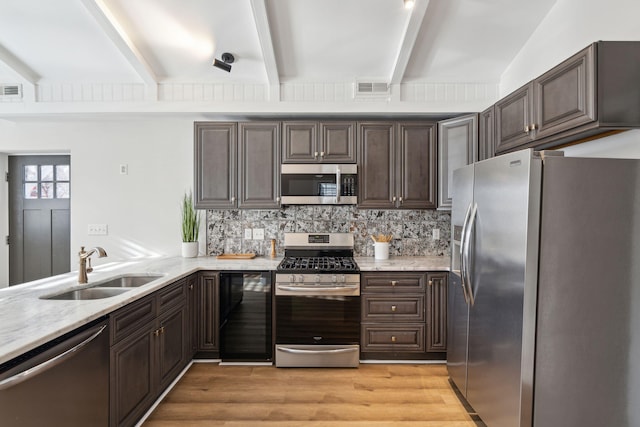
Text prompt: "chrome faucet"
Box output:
[[78, 246, 108, 284]]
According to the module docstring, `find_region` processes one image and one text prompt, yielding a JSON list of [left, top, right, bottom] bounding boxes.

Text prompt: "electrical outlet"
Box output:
[[253, 228, 265, 240], [88, 224, 108, 235], [244, 228, 252, 239], [432, 228, 440, 240], [119, 164, 128, 175]]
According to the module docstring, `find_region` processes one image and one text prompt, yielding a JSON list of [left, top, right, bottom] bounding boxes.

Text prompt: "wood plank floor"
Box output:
[[143, 363, 477, 427]]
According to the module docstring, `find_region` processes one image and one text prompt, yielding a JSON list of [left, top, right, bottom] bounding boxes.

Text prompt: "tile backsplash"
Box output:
[[206, 206, 450, 257]]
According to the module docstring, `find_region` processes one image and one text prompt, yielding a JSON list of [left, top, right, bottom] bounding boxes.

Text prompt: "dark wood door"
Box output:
[[320, 121, 356, 163], [110, 324, 156, 427], [437, 116, 477, 209], [282, 121, 317, 163], [479, 106, 496, 161], [187, 274, 198, 356], [357, 122, 395, 209], [157, 304, 189, 392], [8, 155, 70, 285], [194, 122, 236, 209], [397, 122, 437, 209], [495, 83, 534, 153], [197, 272, 220, 355], [533, 44, 595, 140], [238, 122, 281, 208], [426, 273, 447, 352]]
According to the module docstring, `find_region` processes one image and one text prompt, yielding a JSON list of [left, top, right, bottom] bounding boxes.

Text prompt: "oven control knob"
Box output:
[[340, 274, 346, 283], [298, 275, 305, 283], [289, 274, 295, 283], [315, 274, 320, 283], [332, 275, 337, 283]]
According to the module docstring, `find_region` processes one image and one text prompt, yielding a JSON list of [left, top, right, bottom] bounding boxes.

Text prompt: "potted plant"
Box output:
[[181, 190, 201, 258]]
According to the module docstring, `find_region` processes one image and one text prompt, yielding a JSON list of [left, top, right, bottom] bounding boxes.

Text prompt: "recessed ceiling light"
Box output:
[[404, 0, 415, 9]]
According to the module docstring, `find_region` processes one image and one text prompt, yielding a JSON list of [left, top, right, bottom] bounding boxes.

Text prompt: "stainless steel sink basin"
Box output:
[[91, 274, 164, 288], [43, 288, 131, 300]]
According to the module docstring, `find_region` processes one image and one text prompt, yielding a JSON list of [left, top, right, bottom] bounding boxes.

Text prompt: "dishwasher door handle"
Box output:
[[0, 324, 107, 391]]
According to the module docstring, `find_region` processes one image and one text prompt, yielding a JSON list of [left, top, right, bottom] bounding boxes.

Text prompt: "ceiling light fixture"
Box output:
[[403, 0, 415, 9], [213, 52, 235, 72]]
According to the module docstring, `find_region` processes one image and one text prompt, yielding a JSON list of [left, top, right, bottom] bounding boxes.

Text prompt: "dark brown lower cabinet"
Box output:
[[194, 271, 220, 358], [109, 278, 190, 427], [360, 271, 446, 360]]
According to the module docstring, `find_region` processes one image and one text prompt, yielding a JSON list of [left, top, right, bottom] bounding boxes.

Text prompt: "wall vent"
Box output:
[[354, 80, 390, 99], [0, 84, 22, 98]]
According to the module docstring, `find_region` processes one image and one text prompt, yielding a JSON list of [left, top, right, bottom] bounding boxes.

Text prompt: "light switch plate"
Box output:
[[244, 228, 252, 239], [253, 228, 265, 240], [432, 228, 440, 240], [88, 224, 108, 235]]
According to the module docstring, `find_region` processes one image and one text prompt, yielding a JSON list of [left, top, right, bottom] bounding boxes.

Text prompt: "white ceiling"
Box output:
[[0, 0, 557, 114]]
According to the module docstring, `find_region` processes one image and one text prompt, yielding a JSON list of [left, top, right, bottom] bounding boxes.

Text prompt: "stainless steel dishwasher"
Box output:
[[0, 317, 109, 427]]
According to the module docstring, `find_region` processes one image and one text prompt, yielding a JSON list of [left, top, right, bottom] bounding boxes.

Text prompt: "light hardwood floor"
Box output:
[[143, 363, 478, 427]]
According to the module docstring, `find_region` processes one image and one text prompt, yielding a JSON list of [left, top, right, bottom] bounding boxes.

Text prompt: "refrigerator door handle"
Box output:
[[462, 203, 477, 306], [459, 203, 473, 305]]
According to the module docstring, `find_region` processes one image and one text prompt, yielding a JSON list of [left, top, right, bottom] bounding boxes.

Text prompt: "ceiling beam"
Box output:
[[250, 0, 280, 102], [390, 0, 430, 85], [0, 44, 37, 102], [80, 0, 158, 100]]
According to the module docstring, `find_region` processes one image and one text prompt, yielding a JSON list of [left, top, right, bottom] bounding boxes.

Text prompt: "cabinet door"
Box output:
[[397, 122, 437, 209], [358, 122, 395, 209], [187, 274, 198, 356], [426, 273, 447, 352], [320, 121, 356, 163], [533, 44, 595, 140], [478, 106, 495, 161], [282, 121, 318, 163], [110, 324, 156, 427], [197, 272, 220, 354], [437, 116, 477, 210], [194, 122, 237, 209], [157, 305, 189, 392], [495, 83, 534, 154], [238, 122, 281, 208]]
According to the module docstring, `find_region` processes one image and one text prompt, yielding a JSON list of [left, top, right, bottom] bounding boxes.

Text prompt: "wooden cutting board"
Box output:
[[216, 253, 256, 259]]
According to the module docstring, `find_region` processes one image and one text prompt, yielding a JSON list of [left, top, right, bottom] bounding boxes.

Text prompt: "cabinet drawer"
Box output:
[[361, 272, 425, 292], [362, 295, 424, 322], [110, 296, 156, 344], [158, 279, 186, 314], [361, 324, 425, 352]]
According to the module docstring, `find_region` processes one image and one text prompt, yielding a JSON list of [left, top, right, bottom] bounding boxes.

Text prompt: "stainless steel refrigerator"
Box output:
[[448, 148, 640, 427]]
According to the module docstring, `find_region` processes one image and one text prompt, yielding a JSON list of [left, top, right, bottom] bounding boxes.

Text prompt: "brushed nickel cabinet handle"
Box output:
[[399, 196, 403, 204], [524, 125, 530, 133], [428, 280, 433, 286], [314, 151, 319, 158], [392, 196, 397, 202], [320, 151, 325, 157], [391, 336, 397, 343], [530, 123, 537, 130], [391, 305, 397, 312], [391, 280, 398, 286]]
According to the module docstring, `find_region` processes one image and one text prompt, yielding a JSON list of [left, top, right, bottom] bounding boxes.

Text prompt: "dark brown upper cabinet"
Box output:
[[437, 114, 478, 210], [358, 122, 436, 209], [478, 105, 496, 161], [194, 121, 281, 209], [282, 121, 356, 163], [495, 41, 640, 154]]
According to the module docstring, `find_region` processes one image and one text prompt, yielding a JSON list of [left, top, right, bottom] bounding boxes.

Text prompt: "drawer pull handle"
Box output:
[[391, 336, 397, 343], [391, 280, 398, 286], [154, 329, 160, 337], [391, 305, 397, 312], [428, 280, 433, 286]]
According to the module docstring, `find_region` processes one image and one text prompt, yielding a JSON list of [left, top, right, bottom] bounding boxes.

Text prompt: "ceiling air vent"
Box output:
[[354, 80, 390, 99], [0, 84, 22, 98]]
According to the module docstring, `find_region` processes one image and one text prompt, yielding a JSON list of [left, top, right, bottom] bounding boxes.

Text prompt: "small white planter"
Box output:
[[181, 241, 199, 258]]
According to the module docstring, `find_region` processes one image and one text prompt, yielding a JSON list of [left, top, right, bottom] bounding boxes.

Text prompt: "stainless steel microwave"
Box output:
[[280, 164, 357, 205]]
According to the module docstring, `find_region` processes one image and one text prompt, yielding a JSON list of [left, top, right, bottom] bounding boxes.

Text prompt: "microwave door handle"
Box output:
[[336, 167, 341, 203]]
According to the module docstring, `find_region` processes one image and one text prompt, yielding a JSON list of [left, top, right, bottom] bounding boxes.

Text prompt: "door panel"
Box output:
[[9, 155, 70, 285]]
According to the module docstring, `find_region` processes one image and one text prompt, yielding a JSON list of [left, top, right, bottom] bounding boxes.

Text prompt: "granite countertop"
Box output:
[[0, 255, 449, 365]]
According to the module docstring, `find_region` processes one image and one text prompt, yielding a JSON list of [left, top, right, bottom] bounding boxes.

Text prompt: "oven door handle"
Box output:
[[276, 285, 359, 292], [277, 346, 359, 355]]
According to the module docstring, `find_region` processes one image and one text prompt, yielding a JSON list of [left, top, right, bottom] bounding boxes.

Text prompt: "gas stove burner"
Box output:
[[277, 256, 359, 273]]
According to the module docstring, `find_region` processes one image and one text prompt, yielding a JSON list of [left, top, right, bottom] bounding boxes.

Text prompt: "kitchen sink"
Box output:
[[43, 288, 131, 300], [91, 274, 164, 288]]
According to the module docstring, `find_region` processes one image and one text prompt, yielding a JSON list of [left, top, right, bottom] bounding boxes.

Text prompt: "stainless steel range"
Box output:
[[275, 233, 360, 368]]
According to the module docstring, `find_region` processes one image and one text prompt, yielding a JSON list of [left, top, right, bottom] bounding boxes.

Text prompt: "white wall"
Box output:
[[500, 0, 640, 96], [0, 117, 204, 282], [0, 153, 8, 287]]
